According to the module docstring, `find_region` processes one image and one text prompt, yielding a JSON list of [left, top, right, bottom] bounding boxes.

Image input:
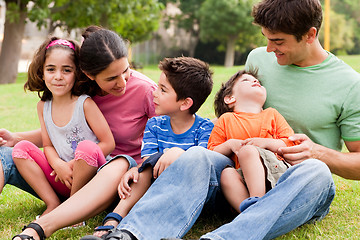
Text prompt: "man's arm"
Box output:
[[0, 128, 42, 147], [279, 134, 360, 180]]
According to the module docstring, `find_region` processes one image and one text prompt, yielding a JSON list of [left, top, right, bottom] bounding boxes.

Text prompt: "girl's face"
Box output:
[[92, 57, 131, 96], [43, 48, 76, 98]]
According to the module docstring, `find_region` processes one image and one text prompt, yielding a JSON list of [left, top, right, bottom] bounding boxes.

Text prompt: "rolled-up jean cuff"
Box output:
[[97, 154, 137, 172]]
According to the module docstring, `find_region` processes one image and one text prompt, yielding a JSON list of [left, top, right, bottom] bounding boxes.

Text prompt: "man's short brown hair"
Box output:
[[252, 0, 323, 41]]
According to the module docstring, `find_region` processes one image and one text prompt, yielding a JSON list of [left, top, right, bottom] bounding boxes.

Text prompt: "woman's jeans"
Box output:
[[117, 146, 335, 240]]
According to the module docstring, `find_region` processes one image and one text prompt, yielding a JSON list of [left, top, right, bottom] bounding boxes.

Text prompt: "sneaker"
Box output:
[[105, 230, 136, 240], [239, 196, 259, 212]]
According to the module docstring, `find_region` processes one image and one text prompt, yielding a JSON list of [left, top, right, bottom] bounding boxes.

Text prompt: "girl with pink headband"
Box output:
[[10, 27, 157, 240], [11, 36, 115, 229]]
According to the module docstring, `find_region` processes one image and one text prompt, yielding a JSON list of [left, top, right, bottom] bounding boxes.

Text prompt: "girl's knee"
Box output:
[[12, 140, 37, 160], [13, 140, 34, 151], [74, 140, 105, 167], [76, 140, 97, 151]]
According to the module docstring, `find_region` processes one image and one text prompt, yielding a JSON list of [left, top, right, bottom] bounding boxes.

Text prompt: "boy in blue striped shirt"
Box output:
[[85, 57, 214, 239]]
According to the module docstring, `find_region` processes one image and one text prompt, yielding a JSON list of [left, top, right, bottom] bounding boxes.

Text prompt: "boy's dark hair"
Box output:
[[159, 57, 213, 115], [252, 0, 323, 41], [79, 25, 128, 96], [214, 68, 259, 118], [25, 36, 85, 101]]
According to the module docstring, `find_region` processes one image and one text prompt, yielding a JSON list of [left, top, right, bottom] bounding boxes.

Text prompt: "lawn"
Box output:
[[1, 56, 360, 239]]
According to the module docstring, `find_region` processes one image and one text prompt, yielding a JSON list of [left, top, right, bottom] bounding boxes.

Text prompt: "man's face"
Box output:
[[262, 27, 309, 67]]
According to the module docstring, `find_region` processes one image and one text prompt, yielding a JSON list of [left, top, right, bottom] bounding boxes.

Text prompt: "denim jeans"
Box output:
[[117, 146, 335, 240], [0, 146, 38, 196], [202, 156, 335, 240]]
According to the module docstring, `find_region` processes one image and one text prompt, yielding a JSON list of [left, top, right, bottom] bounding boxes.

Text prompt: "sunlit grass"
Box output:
[[1, 55, 360, 239]]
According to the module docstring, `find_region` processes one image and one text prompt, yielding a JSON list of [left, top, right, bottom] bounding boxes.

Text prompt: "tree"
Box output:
[[198, 0, 258, 67], [162, 0, 205, 57], [318, 9, 354, 55], [0, 0, 28, 84], [0, 0, 163, 84], [330, 0, 360, 54]]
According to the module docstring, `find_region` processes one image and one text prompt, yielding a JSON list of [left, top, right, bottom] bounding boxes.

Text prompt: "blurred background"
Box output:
[[0, 0, 359, 84]]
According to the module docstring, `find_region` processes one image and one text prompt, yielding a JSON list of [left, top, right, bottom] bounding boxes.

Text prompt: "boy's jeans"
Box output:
[[118, 146, 335, 240]]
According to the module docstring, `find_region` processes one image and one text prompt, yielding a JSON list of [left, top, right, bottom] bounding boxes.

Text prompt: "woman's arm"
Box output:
[[83, 98, 115, 157], [0, 128, 42, 147]]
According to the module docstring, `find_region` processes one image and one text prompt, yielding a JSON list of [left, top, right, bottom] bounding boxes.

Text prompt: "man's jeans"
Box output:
[[118, 146, 335, 240]]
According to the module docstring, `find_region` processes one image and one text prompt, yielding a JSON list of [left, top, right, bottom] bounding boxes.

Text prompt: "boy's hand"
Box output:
[[153, 147, 185, 179], [118, 167, 139, 199], [243, 137, 270, 148], [228, 139, 245, 155], [278, 134, 318, 165]]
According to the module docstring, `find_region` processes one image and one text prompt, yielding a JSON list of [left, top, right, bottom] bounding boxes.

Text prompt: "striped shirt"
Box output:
[[141, 114, 214, 158]]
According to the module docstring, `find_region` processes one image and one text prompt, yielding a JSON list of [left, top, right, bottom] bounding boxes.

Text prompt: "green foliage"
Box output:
[[199, 0, 253, 41], [5, 0, 29, 23], [198, 0, 263, 51], [166, 0, 204, 34], [324, 0, 360, 54], [319, 10, 355, 55], [27, 0, 164, 43]]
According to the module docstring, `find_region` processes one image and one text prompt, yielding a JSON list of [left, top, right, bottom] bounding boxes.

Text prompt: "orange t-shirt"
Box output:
[[208, 108, 295, 168]]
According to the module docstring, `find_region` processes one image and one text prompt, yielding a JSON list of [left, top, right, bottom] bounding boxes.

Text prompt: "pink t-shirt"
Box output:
[[93, 70, 157, 164]]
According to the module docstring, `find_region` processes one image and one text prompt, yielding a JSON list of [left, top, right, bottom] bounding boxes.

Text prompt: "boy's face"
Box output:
[[153, 72, 183, 116], [262, 27, 310, 67], [230, 74, 266, 107]]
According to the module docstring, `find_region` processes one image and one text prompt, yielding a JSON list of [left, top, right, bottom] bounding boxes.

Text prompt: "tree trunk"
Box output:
[[224, 35, 237, 67], [188, 35, 199, 58], [0, 1, 28, 84]]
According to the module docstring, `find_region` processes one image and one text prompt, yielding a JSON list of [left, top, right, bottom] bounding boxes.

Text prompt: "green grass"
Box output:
[[1, 56, 360, 239]]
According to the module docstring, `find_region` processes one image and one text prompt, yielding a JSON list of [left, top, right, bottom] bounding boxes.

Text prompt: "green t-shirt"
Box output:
[[245, 47, 360, 151]]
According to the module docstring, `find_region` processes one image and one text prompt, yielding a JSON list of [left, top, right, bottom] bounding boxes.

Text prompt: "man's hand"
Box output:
[[278, 134, 318, 165]]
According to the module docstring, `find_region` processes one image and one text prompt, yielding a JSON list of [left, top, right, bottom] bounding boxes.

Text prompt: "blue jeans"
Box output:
[[0, 146, 38, 196], [117, 146, 335, 240]]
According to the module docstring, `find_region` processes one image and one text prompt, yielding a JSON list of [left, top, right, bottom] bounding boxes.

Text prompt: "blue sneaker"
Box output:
[[239, 196, 259, 212]]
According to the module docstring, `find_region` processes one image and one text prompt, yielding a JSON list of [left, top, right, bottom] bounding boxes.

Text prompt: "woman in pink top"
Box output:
[[11, 26, 157, 240]]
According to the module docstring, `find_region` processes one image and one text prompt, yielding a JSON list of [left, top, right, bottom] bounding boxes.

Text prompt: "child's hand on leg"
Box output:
[[153, 147, 184, 178], [118, 167, 139, 199]]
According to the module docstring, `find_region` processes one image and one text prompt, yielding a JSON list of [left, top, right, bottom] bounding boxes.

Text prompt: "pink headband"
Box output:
[[46, 39, 75, 51]]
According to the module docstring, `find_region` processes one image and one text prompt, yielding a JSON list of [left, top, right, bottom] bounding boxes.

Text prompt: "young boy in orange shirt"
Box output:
[[208, 69, 296, 213]]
